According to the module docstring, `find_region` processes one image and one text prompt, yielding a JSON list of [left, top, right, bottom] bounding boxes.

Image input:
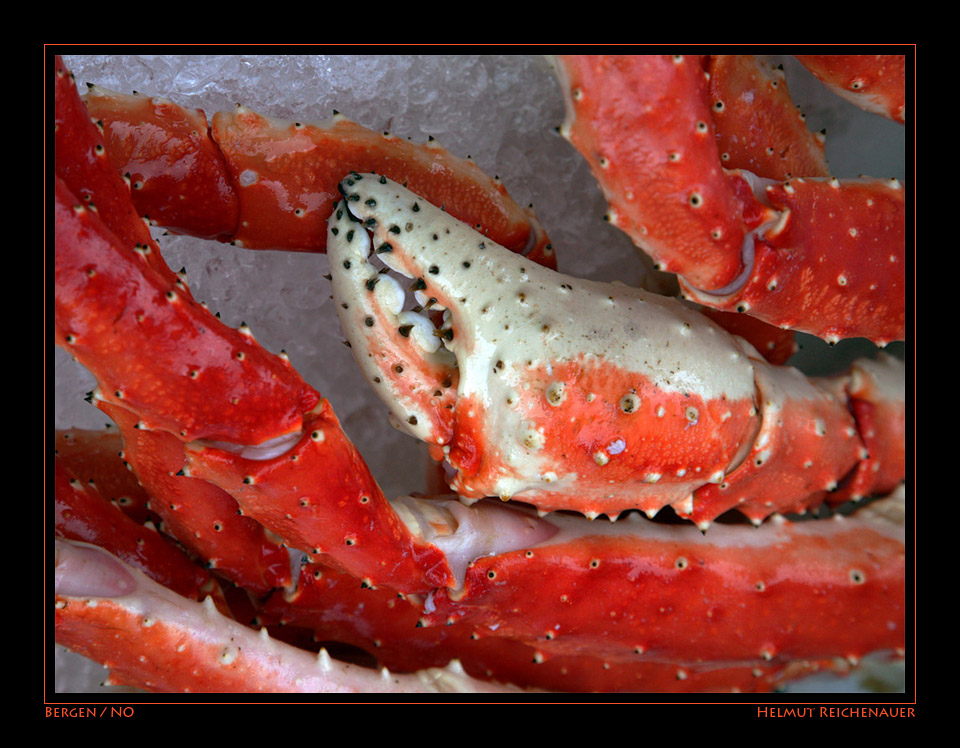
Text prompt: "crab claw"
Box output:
[[329, 175, 902, 523], [329, 174, 766, 518]]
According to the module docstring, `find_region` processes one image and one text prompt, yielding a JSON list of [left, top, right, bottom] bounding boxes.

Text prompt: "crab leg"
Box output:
[[705, 55, 830, 182], [423, 491, 906, 665], [551, 54, 906, 344], [259, 540, 859, 693], [79, 85, 555, 268], [55, 59, 319, 445], [678, 175, 906, 345], [327, 175, 903, 522], [653, 54, 828, 363], [54, 540, 522, 694], [54, 59, 180, 287], [552, 55, 759, 292]]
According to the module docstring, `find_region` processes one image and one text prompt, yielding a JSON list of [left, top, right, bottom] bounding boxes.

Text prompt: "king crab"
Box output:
[[52, 53, 909, 694]]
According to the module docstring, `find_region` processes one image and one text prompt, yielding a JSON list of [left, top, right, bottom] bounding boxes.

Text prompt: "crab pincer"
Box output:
[[327, 174, 899, 523], [329, 174, 759, 518]]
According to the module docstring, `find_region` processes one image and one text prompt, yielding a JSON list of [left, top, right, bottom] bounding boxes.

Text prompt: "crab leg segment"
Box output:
[[54, 57, 179, 286], [552, 54, 766, 291], [424, 492, 906, 665], [181, 405, 455, 594], [81, 85, 555, 268], [96, 404, 295, 595], [55, 176, 319, 446], [55, 428, 153, 525], [673, 54, 829, 363], [686, 356, 867, 527], [262, 544, 854, 693], [705, 55, 830, 181], [826, 354, 907, 504], [54, 540, 521, 694], [679, 176, 906, 345], [56, 424, 292, 596], [79, 85, 240, 242]]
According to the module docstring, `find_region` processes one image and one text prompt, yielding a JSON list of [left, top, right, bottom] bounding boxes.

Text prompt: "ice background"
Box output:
[[53, 53, 908, 695]]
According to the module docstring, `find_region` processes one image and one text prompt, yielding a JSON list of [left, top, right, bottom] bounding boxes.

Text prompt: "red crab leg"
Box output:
[[683, 353, 905, 527], [55, 59, 318, 445], [56, 59, 563, 602], [552, 54, 764, 291], [795, 54, 907, 125], [56, 56, 296, 594], [79, 84, 240, 242], [80, 85, 556, 269], [54, 540, 521, 694], [56, 57, 290, 588], [260, 554, 856, 693], [678, 175, 906, 345], [55, 175, 319, 444], [706, 54, 830, 182], [423, 491, 906, 665], [327, 175, 904, 523], [54, 58, 181, 288], [676, 54, 832, 363], [551, 54, 906, 344]]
